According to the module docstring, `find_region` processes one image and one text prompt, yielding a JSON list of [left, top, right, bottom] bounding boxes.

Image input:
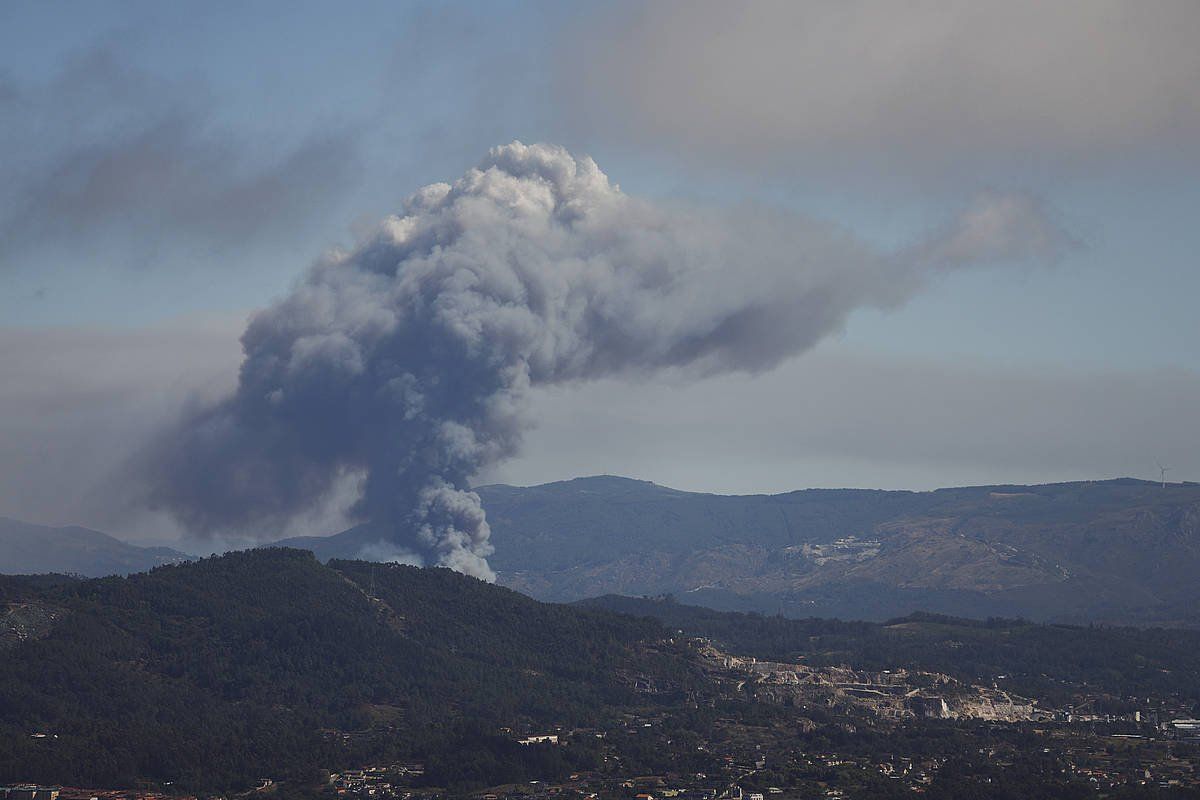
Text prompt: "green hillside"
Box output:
[[0, 549, 685, 791], [4, 551, 1200, 797]]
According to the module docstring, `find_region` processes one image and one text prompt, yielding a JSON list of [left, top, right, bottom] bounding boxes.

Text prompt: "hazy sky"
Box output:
[[2, 1, 1197, 542]]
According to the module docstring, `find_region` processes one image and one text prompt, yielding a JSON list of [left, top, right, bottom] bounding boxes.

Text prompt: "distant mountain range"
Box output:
[[0, 516, 190, 577], [278, 475, 1200, 626], [482, 476, 1200, 626], [4, 476, 1199, 626]]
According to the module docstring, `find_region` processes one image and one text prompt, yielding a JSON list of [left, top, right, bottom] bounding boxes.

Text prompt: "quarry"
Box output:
[[699, 644, 1041, 723]]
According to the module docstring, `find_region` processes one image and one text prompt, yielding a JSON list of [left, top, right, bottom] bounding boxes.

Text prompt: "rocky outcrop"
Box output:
[[700, 644, 1040, 722]]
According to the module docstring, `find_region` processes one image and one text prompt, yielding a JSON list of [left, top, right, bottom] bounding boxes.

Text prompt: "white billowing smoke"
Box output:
[[148, 142, 1071, 579]]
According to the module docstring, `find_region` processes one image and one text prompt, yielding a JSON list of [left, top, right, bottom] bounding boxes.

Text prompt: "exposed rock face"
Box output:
[[949, 690, 1038, 722], [699, 644, 1040, 722]]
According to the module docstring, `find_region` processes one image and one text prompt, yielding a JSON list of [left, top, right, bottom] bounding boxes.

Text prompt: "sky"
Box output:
[[1, 1, 1198, 545]]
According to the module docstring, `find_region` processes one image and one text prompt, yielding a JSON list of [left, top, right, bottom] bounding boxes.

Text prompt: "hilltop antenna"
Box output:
[[1155, 461, 1170, 489]]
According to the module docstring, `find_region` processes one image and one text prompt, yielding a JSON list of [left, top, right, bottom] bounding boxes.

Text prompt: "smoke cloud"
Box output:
[[564, 1, 1200, 174], [0, 46, 359, 272], [146, 142, 1070, 579]]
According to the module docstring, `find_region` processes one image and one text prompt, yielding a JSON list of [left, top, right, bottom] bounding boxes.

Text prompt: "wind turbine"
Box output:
[[1155, 461, 1170, 489]]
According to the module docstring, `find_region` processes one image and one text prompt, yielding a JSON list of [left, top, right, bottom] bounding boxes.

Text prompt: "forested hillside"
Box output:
[[4, 552, 1200, 797], [0, 549, 689, 791]]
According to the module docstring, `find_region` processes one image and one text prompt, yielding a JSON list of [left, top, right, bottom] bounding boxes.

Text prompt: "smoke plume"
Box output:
[[147, 142, 1070, 579]]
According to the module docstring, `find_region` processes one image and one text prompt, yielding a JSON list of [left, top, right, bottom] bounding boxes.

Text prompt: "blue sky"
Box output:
[[1, 1, 1197, 539], [4, 2, 1197, 370]]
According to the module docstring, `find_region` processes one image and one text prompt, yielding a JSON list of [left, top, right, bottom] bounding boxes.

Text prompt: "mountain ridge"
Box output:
[[260, 475, 1200, 626], [0, 548, 683, 790], [4, 549, 1200, 794], [472, 476, 1200, 626], [4, 475, 1198, 626], [0, 516, 191, 577]]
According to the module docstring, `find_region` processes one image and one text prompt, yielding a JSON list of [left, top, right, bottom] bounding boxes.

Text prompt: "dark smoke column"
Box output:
[[149, 142, 1071, 579]]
